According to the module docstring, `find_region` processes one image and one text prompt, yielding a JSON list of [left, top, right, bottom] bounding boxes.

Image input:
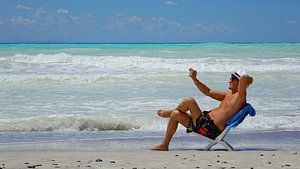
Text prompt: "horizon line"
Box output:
[[1, 41, 300, 44]]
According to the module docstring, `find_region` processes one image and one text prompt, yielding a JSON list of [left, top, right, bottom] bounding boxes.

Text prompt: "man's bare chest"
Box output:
[[221, 94, 238, 108]]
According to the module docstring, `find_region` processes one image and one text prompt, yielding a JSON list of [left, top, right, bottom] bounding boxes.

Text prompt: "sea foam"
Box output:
[[1, 114, 300, 132], [1, 53, 299, 73]]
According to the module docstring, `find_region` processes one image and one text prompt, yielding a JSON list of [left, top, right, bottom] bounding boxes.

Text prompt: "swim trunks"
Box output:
[[186, 111, 221, 139]]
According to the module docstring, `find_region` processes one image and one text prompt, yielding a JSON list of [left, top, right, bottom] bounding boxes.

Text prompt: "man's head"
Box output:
[[228, 69, 249, 92]]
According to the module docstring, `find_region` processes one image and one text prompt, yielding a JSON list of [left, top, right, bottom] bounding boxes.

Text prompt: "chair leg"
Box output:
[[204, 139, 234, 151], [219, 140, 234, 151], [204, 141, 217, 151]]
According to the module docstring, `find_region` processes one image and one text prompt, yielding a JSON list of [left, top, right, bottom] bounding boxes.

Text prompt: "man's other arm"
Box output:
[[190, 69, 226, 101], [238, 75, 253, 99]]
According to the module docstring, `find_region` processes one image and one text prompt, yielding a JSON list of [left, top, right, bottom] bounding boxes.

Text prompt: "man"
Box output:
[[151, 68, 253, 151]]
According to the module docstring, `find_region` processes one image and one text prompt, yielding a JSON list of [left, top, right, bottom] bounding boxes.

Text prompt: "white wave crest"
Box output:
[[1, 53, 299, 74], [235, 115, 300, 131], [1, 114, 300, 133], [0, 115, 142, 132]]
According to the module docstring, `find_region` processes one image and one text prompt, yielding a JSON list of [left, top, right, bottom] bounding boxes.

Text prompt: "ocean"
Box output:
[[0, 43, 299, 151]]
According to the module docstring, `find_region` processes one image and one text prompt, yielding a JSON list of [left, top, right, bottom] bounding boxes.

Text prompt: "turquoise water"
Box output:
[[0, 43, 299, 151]]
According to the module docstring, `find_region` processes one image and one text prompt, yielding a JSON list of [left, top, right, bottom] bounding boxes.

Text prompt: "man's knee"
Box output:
[[183, 96, 196, 105], [170, 110, 181, 121]]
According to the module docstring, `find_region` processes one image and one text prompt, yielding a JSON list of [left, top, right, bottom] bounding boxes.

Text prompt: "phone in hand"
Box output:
[[189, 69, 194, 77]]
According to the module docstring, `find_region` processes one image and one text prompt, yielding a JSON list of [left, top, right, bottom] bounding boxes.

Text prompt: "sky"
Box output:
[[0, 0, 299, 43]]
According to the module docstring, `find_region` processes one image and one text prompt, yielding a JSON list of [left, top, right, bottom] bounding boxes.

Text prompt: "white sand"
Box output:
[[0, 151, 299, 169]]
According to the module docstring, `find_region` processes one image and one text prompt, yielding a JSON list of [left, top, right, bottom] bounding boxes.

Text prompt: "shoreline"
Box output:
[[1, 130, 300, 152], [0, 150, 299, 169]]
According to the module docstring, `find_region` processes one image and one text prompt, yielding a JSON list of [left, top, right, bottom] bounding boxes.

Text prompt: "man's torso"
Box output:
[[209, 92, 246, 131]]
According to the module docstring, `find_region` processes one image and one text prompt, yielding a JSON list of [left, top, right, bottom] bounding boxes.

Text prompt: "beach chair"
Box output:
[[203, 103, 256, 151]]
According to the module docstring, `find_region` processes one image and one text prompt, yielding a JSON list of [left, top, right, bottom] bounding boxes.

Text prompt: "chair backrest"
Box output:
[[226, 103, 256, 129]]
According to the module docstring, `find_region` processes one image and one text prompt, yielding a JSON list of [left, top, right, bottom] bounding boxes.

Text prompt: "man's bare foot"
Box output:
[[150, 144, 169, 151], [157, 109, 173, 118]]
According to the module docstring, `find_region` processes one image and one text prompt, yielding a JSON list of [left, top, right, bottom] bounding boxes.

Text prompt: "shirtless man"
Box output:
[[151, 68, 253, 151]]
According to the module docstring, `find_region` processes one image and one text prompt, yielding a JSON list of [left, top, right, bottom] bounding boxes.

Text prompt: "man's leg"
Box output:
[[157, 97, 202, 119], [151, 110, 190, 151], [157, 109, 174, 118], [176, 96, 202, 125], [151, 97, 202, 151]]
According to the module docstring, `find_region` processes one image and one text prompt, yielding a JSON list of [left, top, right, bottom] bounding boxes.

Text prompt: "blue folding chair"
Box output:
[[203, 103, 256, 151]]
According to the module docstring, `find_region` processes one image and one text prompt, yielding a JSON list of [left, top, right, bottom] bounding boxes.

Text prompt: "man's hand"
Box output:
[[189, 68, 197, 80], [240, 75, 253, 87]]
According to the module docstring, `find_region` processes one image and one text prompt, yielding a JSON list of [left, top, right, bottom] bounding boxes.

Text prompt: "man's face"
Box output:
[[228, 75, 239, 91]]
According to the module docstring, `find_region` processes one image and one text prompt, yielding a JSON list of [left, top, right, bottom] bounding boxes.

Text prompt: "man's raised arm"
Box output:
[[238, 75, 253, 99], [189, 68, 226, 101]]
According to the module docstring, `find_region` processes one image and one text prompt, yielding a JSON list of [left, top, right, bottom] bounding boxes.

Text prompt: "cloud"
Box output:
[[107, 14, 180, 32], [105, 14, 232, 37], [286, 20, 297, 25], [190, 23, 233, 35], [57, 9, 69, 15], [8, 6, 93, 32], [105, 14, 142, 33], [35, 8, 48, 18], [33, 8, 91, 27], [165, 0, 178, 6], [142, 17, 183, 34], [55, 8, 77, 25], [10, 16, 35, 25], [16, 4, 31, 10]]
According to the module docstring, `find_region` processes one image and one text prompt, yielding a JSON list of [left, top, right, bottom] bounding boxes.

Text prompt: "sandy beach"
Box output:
[[0, 151, 299, 169], [1, 0, 300, 168]]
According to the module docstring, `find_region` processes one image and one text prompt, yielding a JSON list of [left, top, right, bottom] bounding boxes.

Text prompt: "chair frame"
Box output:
[[204, 126, 234, 151], [200, 103, 255, 151]]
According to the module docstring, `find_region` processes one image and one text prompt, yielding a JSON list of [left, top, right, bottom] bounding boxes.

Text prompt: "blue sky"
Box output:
[[0, 0, 299, 42]]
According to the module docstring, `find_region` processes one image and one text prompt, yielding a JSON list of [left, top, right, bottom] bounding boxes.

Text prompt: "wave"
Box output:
[[0, 53, 299, 84], [1, 53, 299, 74], [0, 74, 190, 84], [1, 114, 300, 132], [0, 115, 142, 132]]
